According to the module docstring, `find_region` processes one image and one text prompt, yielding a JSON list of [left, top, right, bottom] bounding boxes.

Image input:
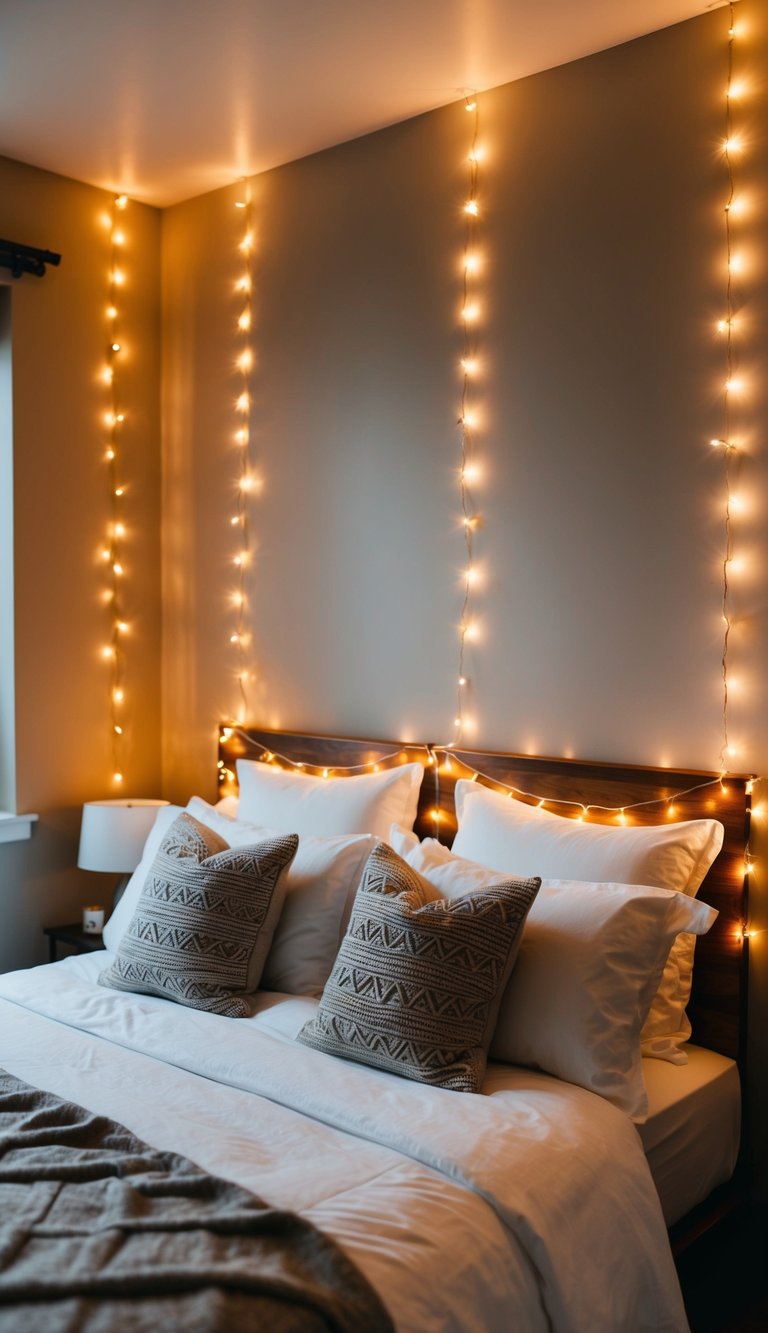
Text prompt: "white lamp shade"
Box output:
[[78, 799, 169, 873]]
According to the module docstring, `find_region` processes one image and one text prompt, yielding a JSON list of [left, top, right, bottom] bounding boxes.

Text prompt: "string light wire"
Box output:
[[217, 726, 430, 785], [453, 93, 483, 744], [102, 193, 129, 785], [430, 747, 755, 819], [218, 727, 753, 828], [713, 2, 742, 778], [231, 183, 256, 722]]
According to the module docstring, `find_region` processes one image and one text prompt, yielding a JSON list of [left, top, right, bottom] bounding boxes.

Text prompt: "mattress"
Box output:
[[0, 952, 699, 1332], [640, 1045, 740, 1226]]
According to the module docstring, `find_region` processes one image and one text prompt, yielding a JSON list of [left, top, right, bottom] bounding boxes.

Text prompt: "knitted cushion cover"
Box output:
[[298, 842, 540, 1092], [100, 812, 298, 1017]]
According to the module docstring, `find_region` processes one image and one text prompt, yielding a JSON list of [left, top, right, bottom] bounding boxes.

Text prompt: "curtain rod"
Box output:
[[0, 238, 61, 279]]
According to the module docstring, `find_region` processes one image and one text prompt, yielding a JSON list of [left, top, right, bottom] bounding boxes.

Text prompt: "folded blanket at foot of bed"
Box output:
[[0, 1068, 394, 1333]]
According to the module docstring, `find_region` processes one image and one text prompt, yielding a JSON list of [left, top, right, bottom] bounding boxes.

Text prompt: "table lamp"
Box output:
[[78, 798, 169, 912]]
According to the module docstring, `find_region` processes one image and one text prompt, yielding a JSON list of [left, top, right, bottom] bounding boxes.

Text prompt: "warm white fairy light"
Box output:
[[230, 182, 257, 723], [428, 745, 754, 823], [100, 193, 131, 786], [217, 727, 427, 788], [713, 1, 748, 781], [452, 91, 484, 747]]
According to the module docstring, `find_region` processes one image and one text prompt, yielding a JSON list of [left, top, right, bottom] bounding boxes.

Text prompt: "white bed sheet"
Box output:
[[0, 953, 689, 1333], [640, 1045, 740, 1226]]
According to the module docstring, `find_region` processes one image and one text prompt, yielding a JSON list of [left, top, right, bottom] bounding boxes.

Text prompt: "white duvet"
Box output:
[[0, 954, 689, 1333]]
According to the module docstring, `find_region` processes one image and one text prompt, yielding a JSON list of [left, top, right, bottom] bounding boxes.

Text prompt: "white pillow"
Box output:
[[102, 804, 184, 951], [391, 834, 717, 1121], [236, 758, 424, 839], [215, 795, 239, 817], [187, 798, 377, 996], [453, 782, 723, 894], [451, 782, 724, 1063]]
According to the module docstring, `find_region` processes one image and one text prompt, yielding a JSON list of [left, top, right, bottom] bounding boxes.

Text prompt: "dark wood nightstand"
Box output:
[[43, 923, 107, 963]]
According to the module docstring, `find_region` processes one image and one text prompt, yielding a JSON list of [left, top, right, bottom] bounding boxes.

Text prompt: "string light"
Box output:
[[230, 181, 257, 724], [217, 731, 756, 859], [714, 2, 745, 781], [217, 726, 428, 786], [453, 92, 484, 746], [100, 193, 131, 786], [425, 746, 755, 822], [736, 922, 765, 943]]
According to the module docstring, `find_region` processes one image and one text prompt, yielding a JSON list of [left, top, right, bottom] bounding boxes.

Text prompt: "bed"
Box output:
[[0, 727, 754, 1332]]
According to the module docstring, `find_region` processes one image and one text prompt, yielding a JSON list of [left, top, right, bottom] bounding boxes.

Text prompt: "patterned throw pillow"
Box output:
[[297, 842, 540, 1092], [99, 813, 298, 1017]]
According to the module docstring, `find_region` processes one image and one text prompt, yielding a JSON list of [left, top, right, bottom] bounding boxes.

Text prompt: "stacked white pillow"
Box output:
[[100, 758, 722, 1118], [388, 828, 716, 1121], [235, 757, 424, 839], [450, 781, 724, 1065]]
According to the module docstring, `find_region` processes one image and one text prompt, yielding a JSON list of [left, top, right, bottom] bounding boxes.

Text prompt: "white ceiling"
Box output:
[[0, 0, 715, 208]]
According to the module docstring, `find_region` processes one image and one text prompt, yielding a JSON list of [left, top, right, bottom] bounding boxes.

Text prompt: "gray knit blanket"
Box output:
[[0, 1068, 394, 1332]]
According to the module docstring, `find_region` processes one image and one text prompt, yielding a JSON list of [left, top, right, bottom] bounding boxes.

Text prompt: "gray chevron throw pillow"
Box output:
[[297, 842, 540, 1092], [99, 812, 298, 1017]]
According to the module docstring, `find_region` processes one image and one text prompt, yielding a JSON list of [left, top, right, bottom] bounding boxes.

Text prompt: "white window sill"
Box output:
[[0, 811, 38, 844]]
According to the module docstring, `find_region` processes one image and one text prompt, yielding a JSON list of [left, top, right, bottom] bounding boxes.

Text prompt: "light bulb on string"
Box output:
[[450, 92, 486, 746], [229, 180, 257, 723], [99, 191, 132, 787], [712, 1, 751, 781]]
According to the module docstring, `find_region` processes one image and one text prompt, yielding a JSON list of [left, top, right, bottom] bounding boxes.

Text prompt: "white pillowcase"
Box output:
[[389, 832, 717, 1121], [215, 795, 239, 818], [452, 781, 723, 894], [187, 798, 377, 995], [235, 758, 424, 839], [451, 782, 724, 1063]]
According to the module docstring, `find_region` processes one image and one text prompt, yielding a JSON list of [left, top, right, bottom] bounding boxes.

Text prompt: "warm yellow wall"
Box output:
[[0, 156, 162, 970]]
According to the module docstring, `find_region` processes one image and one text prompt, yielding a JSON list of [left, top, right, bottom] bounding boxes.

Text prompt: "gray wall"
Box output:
[[162, 4, 768, 800]]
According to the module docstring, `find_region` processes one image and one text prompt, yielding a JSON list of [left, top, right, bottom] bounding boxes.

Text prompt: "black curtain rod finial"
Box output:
[[0, 237, 62, 279]]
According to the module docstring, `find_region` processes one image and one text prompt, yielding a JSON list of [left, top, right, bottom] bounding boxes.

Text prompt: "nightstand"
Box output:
[[43, 923, 107, 963]]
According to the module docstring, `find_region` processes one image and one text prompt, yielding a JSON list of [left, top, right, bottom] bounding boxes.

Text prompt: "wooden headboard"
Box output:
[[218, 726, 752, 1064]]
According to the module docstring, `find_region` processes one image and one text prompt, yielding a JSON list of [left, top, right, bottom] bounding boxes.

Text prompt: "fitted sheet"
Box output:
[[0, 953, 690, 1333], [640, 1045, 740, 1226]]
